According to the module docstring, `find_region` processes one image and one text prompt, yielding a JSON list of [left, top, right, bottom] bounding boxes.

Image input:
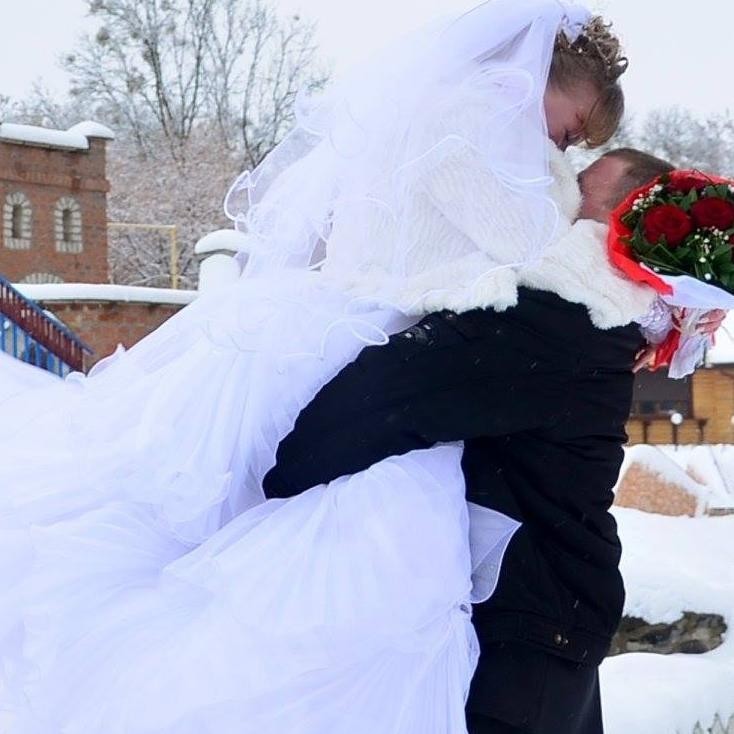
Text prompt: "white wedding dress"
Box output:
[[0, 3, 602, 730], [0, 272, 519, 734]]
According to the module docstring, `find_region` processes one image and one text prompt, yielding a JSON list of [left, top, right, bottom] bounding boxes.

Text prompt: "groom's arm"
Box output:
[[262, 308, 573, 498]]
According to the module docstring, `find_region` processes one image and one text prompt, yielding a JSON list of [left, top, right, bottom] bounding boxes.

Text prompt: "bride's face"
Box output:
[[543, 82, 602, 152]]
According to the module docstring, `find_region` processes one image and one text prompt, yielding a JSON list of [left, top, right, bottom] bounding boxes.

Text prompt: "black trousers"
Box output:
[[465, 641, 603, 734]]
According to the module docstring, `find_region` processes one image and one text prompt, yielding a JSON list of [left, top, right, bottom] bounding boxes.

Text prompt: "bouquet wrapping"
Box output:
[[608, 170, 734, 378]]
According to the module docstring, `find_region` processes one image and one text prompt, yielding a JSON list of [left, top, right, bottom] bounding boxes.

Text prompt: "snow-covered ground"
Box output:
[[602, 507, 734, 733]]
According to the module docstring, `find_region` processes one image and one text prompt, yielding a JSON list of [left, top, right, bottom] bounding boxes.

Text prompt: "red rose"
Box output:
[[643, 205, 694, 247], [690, 197, 734, 231]]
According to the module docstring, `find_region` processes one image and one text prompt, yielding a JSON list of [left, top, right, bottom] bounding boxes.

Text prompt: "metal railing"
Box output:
[[0, 274, 92, 375]]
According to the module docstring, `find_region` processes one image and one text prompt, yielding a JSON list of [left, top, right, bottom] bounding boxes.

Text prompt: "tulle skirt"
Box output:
[[0, 271, 519, 733]]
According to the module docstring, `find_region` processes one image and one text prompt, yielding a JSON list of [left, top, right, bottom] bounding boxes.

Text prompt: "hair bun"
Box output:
[[556, 16, 629, 82]]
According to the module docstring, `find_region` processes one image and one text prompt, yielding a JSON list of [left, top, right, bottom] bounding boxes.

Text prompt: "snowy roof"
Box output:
[[707, 312, 734, 365], [194, 229, 254, 255], [67, 121, 115, 141], [0, 120, 115, 151], [618, 444, 734, 511], [616, 444, 711, 510], [15, 283, 197, 307]]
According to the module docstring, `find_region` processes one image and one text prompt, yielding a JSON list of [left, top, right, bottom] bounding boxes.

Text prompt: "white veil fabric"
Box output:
[[0, 3, 596, 731], [225, 0, 590, 308]]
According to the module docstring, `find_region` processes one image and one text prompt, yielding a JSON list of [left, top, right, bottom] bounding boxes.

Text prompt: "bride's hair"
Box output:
[[550, 16, 629, 148]]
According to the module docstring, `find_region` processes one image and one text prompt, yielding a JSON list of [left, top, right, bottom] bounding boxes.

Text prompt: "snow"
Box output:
[[684, 446, 734, 511], [612, 508, 734, 624], [617, 444, 734, 511], [708, 313, 734, 365], [602, 508, 734, 733], [198, 254, 241, 293], [67, 121, 115, 141], [603, 651, 734, 734], [14, 283, 198, 306], [616, 444, 712, 511], [0, 120, 114, 151], [194, 229, 254, 255]]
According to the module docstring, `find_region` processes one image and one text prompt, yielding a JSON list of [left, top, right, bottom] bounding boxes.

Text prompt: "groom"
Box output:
[[263, 147, 674, 734]]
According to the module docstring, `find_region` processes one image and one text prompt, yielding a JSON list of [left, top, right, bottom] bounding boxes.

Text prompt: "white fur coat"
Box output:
[[321, 124, 656, 327]]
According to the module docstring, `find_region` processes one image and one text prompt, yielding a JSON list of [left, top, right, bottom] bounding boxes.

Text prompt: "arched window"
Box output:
[[55, 197, 83, 253], [62, 209, 73, 243], [3, 192, 32, 250], [18, 273, 64, 284], [12, 205, 23, 239]]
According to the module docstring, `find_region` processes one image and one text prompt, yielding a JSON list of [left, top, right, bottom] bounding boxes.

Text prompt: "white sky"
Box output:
[[1, 0, 731, 121]]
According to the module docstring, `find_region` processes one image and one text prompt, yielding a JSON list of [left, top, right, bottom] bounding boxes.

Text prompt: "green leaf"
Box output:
[[681, 189, 699, 209]]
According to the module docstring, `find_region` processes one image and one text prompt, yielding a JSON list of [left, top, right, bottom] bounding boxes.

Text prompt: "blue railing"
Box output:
[[0, 274, 93, 376]]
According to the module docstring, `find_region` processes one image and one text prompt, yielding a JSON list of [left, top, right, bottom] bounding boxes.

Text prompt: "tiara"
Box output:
[[556, 17, 629, 82]]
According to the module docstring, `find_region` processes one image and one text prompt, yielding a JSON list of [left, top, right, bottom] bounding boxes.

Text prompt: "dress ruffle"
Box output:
[[0, 271, 518, 733]]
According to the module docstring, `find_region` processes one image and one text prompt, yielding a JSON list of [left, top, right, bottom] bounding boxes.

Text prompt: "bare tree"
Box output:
[[107, 127, 240, 288], [42, 0, 328, 288], [66, 0, 327, 164], [571, 107, 734, 176], [635, 107, 734, 175]]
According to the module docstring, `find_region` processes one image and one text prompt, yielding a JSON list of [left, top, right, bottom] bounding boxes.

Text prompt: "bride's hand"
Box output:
[[696, 309, 727, 336], [633, 345, 657, 373]]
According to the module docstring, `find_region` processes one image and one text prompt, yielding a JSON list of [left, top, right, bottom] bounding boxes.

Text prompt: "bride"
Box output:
[[0, 2, 630, 732]]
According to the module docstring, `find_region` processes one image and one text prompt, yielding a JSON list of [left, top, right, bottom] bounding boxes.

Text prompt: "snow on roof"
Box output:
[[0, 120, 114, 151], [67, 121, 115, 141], [685, 446, 734, 510], [602, 507, 734, 734], [707, 312, 734, 365], [616, 444, 711, 508], [194, 229, 254, 255], [649, 444, 734, 510], [15, 283, 197, 307]]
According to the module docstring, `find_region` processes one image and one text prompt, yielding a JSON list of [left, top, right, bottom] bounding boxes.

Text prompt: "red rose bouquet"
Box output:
[[609, 169, 734, 377]]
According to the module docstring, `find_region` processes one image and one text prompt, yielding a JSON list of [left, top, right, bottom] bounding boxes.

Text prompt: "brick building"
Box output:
[[0, 121, 200, 370], [628, 320, 734, 445], [14, 283, 196, 370], [0, 121, 114, 285]]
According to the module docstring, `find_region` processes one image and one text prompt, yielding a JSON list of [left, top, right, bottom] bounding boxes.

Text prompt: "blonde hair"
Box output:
[[549, 17, 629, 148]]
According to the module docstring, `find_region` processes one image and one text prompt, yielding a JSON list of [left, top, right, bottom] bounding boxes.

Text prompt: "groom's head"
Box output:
[[578, 148, 674, 223]]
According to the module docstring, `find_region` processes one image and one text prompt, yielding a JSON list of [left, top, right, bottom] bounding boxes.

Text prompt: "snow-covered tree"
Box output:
[[65, 0, 327, 166], [107, 127, 241, 288]]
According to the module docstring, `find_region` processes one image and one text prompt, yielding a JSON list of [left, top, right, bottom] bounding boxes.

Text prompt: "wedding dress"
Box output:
[[0, 2, 598, 732]]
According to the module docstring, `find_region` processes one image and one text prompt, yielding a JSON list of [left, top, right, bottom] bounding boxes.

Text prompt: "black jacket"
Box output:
[[263, 288, 644, 666]]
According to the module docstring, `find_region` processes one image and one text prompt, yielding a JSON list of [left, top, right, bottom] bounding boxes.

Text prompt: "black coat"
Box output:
[[263, 287, 644, 667]]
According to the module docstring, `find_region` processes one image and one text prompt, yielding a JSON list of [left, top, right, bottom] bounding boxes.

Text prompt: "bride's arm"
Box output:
[[417, 103, 579, 269]]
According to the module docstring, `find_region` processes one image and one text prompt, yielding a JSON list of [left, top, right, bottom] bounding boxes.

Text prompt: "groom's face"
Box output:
[[577, 155, 630, 223]]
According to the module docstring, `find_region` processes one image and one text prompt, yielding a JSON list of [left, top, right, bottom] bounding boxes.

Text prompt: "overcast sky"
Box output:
[[1, 0, 730, 122]]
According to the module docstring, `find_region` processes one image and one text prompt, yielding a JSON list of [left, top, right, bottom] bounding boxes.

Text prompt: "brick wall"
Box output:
[[615, 463, 700, 517], [43, 300, 184, 370], [692, 368, 734, 443], [0, 138, 110, 284], [627, 367, 734, 445]]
